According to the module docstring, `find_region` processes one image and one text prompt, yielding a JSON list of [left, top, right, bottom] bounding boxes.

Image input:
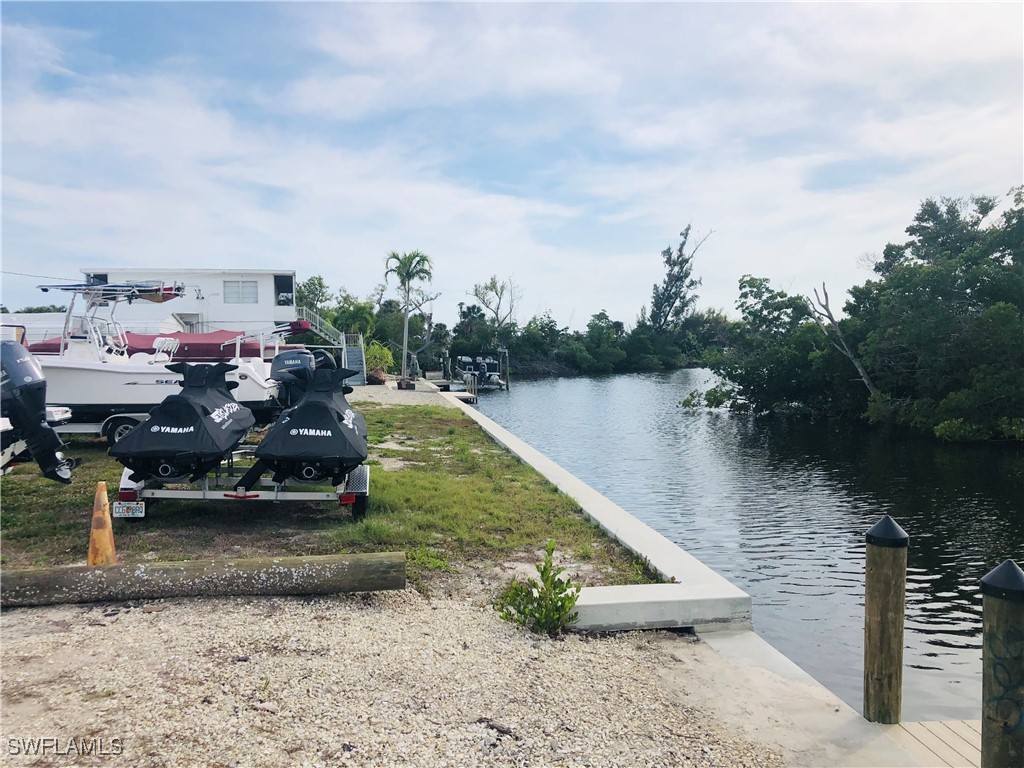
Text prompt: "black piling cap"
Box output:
[[865, 515, 909, 548], [980, 559, 1024, 604]]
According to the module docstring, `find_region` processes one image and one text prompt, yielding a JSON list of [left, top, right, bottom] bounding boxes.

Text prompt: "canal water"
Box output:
[[474, 368, 1024, 721]]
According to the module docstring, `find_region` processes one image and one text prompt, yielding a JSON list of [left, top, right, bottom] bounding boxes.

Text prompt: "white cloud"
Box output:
[[2, 4, 1021, 327], [281, 4, 619, 120], [0, 22, 83, 83]]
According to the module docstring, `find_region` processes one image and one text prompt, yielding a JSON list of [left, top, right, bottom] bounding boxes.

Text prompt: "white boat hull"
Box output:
[[37, 357, 280, 422]]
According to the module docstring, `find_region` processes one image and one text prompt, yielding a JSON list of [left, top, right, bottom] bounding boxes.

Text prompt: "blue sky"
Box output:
[[2, 2, 1021, 329]]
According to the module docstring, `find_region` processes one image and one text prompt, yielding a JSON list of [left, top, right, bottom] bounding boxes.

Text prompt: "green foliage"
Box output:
[[364, 340, 395, 373], [495, 540, 581, 636], [408, 546, 453, 572], [451, 303, 493, 358], [997, 417, 1024, 440], [650, 225, 703, 334], [295, 275, 334, 315], [332, 291, 376, 336], [934, 419, 991, 442], [698, 190, 1024, 442], [13, 304, 67, 313]]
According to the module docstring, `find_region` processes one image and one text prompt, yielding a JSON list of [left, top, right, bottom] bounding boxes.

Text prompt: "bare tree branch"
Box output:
[[471, 275, 521, 328], [807, 283, 879, 395]]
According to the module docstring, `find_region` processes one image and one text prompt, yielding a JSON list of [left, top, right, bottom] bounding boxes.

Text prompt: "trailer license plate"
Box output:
[[112, 501, 145, 518]]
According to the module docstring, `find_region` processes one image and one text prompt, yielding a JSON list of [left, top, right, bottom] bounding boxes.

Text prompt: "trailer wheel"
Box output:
[[352, 495, 369, 521], [106, 417, 140, 447]]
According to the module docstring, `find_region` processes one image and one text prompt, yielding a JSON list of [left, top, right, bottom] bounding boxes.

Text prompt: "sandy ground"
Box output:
[[0, 587, 788, 768], [347, 381, 451, 408]]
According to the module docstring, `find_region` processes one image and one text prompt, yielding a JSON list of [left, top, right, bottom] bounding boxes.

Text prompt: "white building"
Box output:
[[80, 268, 298, 334]]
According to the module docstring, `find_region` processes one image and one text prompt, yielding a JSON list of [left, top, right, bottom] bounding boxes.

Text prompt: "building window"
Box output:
[[274, 274, 295, 306], [224, 280, 258, 304]]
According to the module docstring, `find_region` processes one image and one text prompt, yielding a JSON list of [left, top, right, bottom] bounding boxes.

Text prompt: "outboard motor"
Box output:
[[0, 341, 75, 483], [109, 362, 255, 482], [312, 349, 337, 369], [254, 366, 367, 486], [269, 349, 315, 408]]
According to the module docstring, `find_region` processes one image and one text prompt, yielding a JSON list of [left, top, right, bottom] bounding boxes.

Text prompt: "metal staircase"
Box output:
[[342, 333, 367, 386], [295, 306, 343, 346], [294, 308, 366, 385]]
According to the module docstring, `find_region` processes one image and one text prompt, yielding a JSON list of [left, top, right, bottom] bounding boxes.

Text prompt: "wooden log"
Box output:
[[1, 552, 406, 608], [980, 559, 1024, 768], [863, 515, 908, 724]]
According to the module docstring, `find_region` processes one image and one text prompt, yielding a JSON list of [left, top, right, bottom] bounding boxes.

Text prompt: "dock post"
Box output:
[[863, 515, 908, 724], [980, 559, 1024, 768]]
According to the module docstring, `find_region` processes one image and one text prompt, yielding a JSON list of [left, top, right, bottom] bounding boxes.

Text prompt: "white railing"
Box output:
[[295, 306, 343, 346]]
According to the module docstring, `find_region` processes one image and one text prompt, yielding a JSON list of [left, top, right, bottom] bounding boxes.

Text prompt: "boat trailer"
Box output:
[[114, 447, 370, 520]]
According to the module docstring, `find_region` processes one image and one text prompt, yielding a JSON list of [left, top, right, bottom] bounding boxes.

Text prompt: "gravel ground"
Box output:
[[347, 382, 451, 407], [1, 590, 784, 768]]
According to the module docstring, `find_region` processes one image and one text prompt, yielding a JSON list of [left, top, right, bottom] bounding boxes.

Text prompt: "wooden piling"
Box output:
[[980, 559, 1024, 768], [863, 515, 908, 724]]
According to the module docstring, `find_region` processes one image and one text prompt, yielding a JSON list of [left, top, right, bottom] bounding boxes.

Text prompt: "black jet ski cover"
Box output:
[[110, 362, 255, 482], [255, 367, 367, 485], [0, 340, 75, 483]]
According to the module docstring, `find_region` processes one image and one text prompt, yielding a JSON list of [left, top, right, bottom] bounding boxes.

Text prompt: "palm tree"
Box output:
[[384, 250, 433, 381]]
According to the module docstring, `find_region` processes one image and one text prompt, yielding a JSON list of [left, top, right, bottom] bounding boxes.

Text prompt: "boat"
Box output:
[[454, 353, 507, 391], [1, 340, 77, 483], [27, 325, 311, 361], [252, 355, 367, 487], [18, 281, 284, 424], [108, 362, 255, 482]]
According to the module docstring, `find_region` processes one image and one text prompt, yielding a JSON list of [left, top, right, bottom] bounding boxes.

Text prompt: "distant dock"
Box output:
[[415, 376, 478, 404]]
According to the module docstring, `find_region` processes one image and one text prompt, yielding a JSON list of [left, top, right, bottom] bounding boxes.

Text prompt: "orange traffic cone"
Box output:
[[87, 481, 118, 566]]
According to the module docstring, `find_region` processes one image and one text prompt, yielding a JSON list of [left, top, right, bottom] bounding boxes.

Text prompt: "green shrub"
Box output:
[[934, 418, 991, 441], [997, 417, 1024, 441], [365, 340, 395, 373], [495, 540, 580, 636]]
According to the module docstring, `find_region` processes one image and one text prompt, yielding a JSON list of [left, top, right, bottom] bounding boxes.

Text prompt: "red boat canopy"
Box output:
[[28, 328, 307, 362]]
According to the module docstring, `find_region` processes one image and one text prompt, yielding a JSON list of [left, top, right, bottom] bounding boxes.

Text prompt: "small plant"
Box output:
[[408, 546, 453, 573], [495, 540, 581, 636], [364, 340, 395, 373]]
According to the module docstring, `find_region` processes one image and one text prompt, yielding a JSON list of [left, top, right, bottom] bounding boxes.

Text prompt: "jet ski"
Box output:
[[253, 359, 367, 486], [109, 362, 255, 482], [0, 340, 76, 483]]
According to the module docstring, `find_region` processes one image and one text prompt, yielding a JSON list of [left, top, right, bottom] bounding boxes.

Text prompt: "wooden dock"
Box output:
[[886, 720, 981, 767]]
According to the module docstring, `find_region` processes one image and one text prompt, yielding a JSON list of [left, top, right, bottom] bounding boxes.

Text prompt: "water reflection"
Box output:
[[478, 369, 1024, 720]]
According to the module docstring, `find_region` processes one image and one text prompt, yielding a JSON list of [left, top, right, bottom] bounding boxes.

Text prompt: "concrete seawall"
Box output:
[[440, 391, 751, 633]]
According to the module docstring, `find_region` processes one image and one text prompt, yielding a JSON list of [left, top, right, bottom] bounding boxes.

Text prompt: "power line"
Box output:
[[2, 270, 81, 282]]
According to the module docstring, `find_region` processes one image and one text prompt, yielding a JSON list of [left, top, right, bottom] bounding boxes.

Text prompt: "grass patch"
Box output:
[[0, 404, 658, 587], [408, 546, 453, 573]]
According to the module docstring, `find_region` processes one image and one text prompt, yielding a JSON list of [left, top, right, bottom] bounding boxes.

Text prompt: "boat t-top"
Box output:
[[23, 281, 284, 429]]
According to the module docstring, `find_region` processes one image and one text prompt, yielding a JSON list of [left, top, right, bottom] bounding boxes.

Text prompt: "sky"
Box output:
[[2, 2, 1021, 331]]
